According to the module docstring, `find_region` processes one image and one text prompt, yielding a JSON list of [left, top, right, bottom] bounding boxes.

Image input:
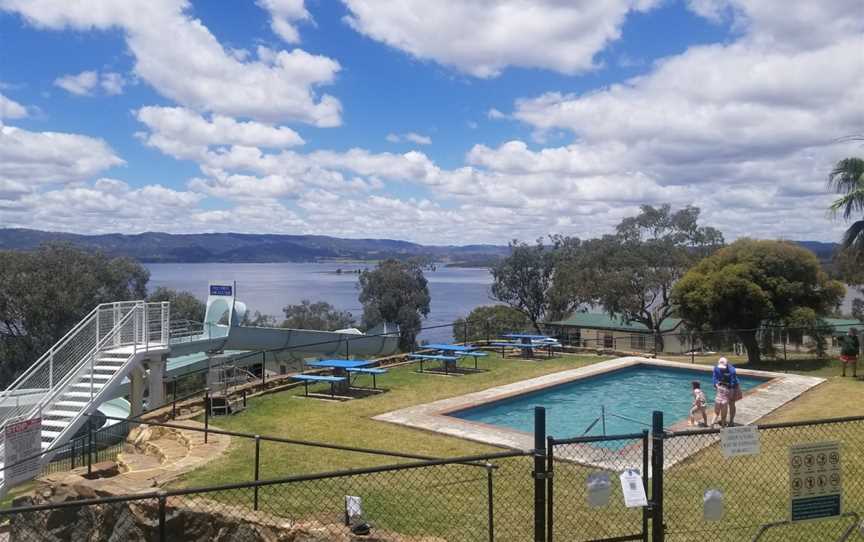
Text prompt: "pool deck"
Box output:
[[373, 356, 825, 469]]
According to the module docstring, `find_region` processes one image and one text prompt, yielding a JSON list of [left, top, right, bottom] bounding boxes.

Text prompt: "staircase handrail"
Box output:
[[0, 306, 99, 405], [26, 304, 144, 423], [0, 302, 145, 433], [0, 301, 143, 407]]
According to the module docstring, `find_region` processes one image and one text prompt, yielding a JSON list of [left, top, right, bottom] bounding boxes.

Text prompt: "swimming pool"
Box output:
[[451, 364, 767, 437]]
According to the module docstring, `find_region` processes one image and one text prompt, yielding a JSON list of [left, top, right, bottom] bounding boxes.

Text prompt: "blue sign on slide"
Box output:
[[209, 285, 233, 296]]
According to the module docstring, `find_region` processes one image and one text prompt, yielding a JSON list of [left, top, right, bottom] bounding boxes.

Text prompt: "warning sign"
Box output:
[[720, 425, 760, 458], [789, 441, 842, 522], [3, 417, 43, 487]]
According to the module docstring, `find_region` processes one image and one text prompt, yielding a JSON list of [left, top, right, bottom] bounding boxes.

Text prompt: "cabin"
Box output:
[[544, 312, 686, 354]]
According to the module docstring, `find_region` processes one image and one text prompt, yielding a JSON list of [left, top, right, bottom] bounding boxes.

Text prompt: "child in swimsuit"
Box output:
[[689, 381, 708, 427]]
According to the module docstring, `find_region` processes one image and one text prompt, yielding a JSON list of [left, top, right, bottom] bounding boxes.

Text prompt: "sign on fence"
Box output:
[[789, 441, 842, 522], [720, 425, 760, 458], [619, 469, 647, 508], [3, 417, 42, 486]]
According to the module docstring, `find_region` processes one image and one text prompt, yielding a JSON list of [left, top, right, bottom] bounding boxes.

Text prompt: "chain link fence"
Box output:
[[548, 432, 649, 542], [662, 418, 864, 541], [2, 451, 533, 542]]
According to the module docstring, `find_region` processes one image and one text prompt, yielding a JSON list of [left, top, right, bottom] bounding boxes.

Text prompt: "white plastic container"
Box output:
[[587, 472, 612, 508], [703, 489, 724, 521]]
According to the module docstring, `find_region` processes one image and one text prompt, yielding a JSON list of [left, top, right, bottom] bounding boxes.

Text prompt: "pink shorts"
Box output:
[[715, 385, 730, 405], [841, 355, 858, 364]]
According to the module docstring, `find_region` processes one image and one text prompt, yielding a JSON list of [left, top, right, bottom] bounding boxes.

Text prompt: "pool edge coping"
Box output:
[[372, 356, 826, 454]]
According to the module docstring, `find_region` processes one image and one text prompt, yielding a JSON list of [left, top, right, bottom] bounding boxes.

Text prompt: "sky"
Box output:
[[0, 0, 862, 245]]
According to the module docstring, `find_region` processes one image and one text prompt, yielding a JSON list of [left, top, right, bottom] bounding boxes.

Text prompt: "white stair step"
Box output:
[[41, 430, 61, 440], [62, 391, 94, 399], [41, 419, 70, 429], [54, 400, 88, 408], [45, 410, 77, 419], [95, 358, 126, 364], [93, 365, 122, 373], [72, 382, 105, 390], [81, 373, 113, 381]]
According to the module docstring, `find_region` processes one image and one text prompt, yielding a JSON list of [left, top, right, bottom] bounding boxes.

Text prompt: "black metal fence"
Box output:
[[4, 412, 864, 541]]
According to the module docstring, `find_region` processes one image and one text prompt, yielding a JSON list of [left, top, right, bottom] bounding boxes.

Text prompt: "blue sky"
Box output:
[[1, 1, 861, 244]]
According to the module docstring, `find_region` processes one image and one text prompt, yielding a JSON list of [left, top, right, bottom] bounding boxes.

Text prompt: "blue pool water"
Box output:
[[452, 365, 767, 438]]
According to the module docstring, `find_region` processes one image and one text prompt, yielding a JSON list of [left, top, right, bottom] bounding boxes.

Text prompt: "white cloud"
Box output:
[[54, 70, 98, 95], [0, 92, 27, 119], [54, 70, 127, 96], [0, 123, 124, 189], [2, 0, 341, 125], [136, 106, 304, 160], [256, 0, 310, 43], [487, 108, 506, 120], [342, 0, 660, 77], [100, 72, 126, 95], [385, 132, 432, 145]]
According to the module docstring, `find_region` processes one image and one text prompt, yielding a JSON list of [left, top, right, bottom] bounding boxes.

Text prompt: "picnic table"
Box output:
[[415, 344, 490, 373], [495, 334, 559, 359], [307, 359, 376, 394]]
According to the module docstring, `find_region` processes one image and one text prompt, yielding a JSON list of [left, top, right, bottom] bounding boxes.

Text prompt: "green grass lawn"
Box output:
[[170, 352, 864, 541]]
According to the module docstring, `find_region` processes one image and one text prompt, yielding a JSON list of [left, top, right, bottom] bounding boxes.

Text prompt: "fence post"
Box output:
[[261, 352, 266, 389], [464, 320, 469, 344], [243, 389, 247, 408], [486, 462, 495, 542], [254, 435, 261, 511], [533, 406, 547, 542], [546, 436, 554, 542], [642, 430, 650, 542], [158, 491, 167, 541], [172, 381, 178, 420], [204, 388, 210, 444], [650, 411, 664, 542], [87, 417, 93, 476]]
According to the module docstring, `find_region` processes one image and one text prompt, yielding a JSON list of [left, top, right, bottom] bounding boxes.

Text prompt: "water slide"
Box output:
[[163, 280, 399, 376], [0, 281, 399, 494]]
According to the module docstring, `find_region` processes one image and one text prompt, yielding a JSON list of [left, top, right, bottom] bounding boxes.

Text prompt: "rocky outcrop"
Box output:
[[11, 483, 447, 541]]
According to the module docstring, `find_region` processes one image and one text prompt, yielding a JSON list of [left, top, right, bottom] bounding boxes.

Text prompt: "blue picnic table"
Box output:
[[306, 359, 378, 394], [415, 344, 489, 373]]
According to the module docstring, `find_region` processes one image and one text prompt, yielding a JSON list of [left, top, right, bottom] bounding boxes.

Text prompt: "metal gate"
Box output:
[[546, 430, 650, 542]]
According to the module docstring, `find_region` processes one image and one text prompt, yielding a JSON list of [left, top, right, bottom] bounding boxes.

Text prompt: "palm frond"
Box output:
[[841, 220, 864, 254], [827, 157, 864, 194], [829, 189, 864, 220]]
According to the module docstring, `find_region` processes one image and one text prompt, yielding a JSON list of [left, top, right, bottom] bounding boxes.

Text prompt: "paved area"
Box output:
[[40, 420, 231, 494], [374, 356, 825, 469]]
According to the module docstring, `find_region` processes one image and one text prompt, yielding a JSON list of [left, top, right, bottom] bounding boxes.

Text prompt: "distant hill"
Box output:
[[0, 229, 510, 265], [793, 240, 840, 262], [0, 229, 840, 266]]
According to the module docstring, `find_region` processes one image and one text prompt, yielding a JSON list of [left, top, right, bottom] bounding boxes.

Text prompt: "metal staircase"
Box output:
[[0, 301, 169, 491]]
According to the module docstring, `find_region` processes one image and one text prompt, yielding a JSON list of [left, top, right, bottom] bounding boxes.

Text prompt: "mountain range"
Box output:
[[0, 229, 840, 265], [0, 229, 509, 265]]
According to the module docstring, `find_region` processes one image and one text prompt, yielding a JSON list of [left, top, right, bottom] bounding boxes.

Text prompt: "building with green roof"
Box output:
[[545, 312, 686, 353]]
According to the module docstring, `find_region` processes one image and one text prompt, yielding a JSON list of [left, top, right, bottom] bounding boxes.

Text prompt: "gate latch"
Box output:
[[531, 470, 553, 480]]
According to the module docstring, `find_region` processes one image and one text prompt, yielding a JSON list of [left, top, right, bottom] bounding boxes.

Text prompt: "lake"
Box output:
[[146, 262, 494, 343]]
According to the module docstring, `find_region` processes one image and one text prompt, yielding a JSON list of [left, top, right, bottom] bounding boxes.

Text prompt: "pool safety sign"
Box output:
[[3, 417, 42, 487], [720, 425, 760, 458], [619, 469, 647, 508], [789, 441, 842, 521]]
